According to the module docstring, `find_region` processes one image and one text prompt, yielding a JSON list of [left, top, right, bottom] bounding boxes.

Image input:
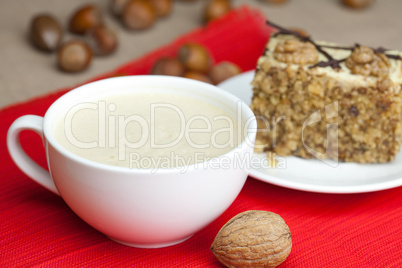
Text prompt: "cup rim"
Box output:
[[43, 75, 256, 174]]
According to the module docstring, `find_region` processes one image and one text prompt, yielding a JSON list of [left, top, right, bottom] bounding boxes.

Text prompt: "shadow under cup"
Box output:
[[8, 75, 257, 248]]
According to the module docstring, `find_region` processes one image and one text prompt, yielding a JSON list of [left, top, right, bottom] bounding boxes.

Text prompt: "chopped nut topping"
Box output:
[[274, 39, 319, 65], [349, 105, 359, 117], [252, 26, 402, 163], [345, 46, 390, 77], [251, 55, 402, 163]]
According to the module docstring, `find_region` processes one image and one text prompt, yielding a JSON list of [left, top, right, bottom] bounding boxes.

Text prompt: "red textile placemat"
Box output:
[[1, 6, 402, 267]]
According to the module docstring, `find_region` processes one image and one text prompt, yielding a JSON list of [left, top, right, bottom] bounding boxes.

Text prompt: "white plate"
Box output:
[[218, 70, 402, 193]]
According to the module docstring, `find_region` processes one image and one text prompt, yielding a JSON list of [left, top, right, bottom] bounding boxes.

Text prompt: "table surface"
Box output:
[[1, 0, 402, 109]]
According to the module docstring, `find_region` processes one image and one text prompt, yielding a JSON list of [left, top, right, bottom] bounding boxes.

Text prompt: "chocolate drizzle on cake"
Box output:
[[267, 21, 401, 69], [321, 43, 402, 60]]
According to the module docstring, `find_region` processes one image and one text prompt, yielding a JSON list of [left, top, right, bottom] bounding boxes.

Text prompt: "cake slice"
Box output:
[[251, 22, 402, 163]]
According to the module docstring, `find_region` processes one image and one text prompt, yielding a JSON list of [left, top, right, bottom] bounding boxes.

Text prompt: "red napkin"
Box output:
[[1, 6, 402, 267]]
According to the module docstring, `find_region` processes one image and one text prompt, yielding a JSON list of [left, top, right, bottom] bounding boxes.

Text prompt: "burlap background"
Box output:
[[1, 0, 401, 108]]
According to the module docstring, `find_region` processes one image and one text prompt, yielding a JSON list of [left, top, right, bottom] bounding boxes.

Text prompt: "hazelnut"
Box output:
[[178, 43, 212, 73], [204, 0, 231, 23], [122, 0, 157, 30], [57, 40, 92, 73], [87, 25, 118, 56], [209, 61, 241, 85], [110, 0, 130, 17], [29, 14, 63, 52], [150, 0, 172, 17], [69, 4, 103, 35], [342, 0, 374, 9], [183, 71, 213, 84], [211, 210, 292, 268], [151, 58, 185, 76]]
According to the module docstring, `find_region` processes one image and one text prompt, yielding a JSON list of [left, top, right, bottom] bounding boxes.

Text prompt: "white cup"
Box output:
[[7, 75, 256, 248]]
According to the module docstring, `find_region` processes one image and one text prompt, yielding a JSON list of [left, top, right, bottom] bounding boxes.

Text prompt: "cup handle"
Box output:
[[7, 115, 60, 195]]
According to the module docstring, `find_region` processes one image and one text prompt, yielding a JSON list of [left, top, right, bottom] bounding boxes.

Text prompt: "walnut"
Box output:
[[345, 46, 390, 77], [211, 210, 292, 268], [274, 39, 318, 65]]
